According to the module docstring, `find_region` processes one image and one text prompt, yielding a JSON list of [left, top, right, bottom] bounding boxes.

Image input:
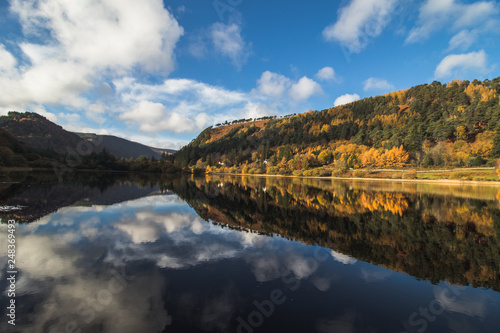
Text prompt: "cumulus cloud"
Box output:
[[315, 67, 337, 81], [323, 0, 398, 53], [406, 0, 498, 44], [256, 71, 292, 98], [120, 100, 195, 133], [115, 78, 252, 133], [334, 93, 361, 107], [289, 77, 323, 101], [211, 22, 250, 68], [434, 50, 490, 79], [363, 77, 395, 91], [0, 0, 183, 112]]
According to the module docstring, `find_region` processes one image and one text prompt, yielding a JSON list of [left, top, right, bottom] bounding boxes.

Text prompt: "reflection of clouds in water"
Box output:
[[248, 254, 282, 282], [330, 250, 357, 265], [17, 235, 78, 279], [177, 283, 242, 332], [316, 310, 377, 333], [245, 248, 324, 282], [1, 193, 336, 332], [361, 268, 392, 282], [117, 220, 163, 243], [286, 253, 319, 279], [434, 286, 490, 318], [316, 310, 356, 333], [312, 277, 333, 292], [1, 231, 170, 333]]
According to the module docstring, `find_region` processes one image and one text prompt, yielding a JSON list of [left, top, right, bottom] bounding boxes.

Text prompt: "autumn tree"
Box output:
[[318, 150, 332, 165]]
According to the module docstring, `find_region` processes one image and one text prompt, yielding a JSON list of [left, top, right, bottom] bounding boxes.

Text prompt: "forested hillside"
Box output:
[[175, 78, 500, 175]]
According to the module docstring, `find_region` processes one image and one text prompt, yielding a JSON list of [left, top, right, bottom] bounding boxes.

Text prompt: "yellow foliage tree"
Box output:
[[360, 148, 380, 168], [472, 131, 495, 159], [380, 145, 409, 168]]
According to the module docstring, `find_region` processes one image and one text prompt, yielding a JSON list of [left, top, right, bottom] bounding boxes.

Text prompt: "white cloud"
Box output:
[[120, 100, 195, 133], [330, 250, 357, 265], [323, 0, 397, 53], [289, 76, 323, 101], [256, 71, 291, 98], [363, 77, 395, 91], [315, 67, 336, 81], [211, 22, 250, 68], [0, 0, 183, 111], [406, 0, 498, 44], [334, 93, 361, 107], [0, 44, 17, 72], [447, 29, 478, 51], [434, 50, 489, 79]]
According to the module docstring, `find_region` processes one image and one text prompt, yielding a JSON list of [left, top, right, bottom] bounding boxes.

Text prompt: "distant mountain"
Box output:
[[0, 112, 82, 155], [0, 111, 175, 159], [75, 133, 176, 159]]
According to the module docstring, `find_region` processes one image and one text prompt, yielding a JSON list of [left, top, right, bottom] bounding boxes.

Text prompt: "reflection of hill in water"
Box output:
[[0, 171, 173, 223], [2, 172, 500, 292], [164, 175, 500, 292]]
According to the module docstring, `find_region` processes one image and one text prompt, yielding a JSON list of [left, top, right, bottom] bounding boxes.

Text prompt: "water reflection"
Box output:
[[0, 173, 500, 332]]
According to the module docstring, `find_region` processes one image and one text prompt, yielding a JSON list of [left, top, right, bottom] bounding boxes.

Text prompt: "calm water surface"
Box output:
[[1, 172, 500, 333]]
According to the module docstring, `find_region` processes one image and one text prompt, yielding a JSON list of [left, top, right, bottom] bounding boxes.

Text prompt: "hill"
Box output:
[[174, 77, 500, 174], [0, 111, 175, 160], [0, 112, 82, 155], [75, 133, 175, 159]]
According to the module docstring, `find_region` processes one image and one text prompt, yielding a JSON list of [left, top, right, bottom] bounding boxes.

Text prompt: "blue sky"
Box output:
[[0, 0, 499, 149]]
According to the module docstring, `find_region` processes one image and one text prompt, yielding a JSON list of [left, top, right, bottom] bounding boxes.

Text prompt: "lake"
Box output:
[[1, 172, 500, 333]]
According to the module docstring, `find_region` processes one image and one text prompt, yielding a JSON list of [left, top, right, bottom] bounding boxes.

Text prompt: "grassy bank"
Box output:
[[208, 167, 500, 184]]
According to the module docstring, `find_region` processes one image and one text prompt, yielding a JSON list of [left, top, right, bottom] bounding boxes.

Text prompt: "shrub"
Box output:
[[449, 171, 472, 180], [331, 169, 344, 177], [353, 170, 366, 178], [293, 170, 303, 176], [319, 169, 332, 177], [403, 169, 417, 179], [302, 170, 313, 176], [334, 159, 348, 173], [278, 167, 289, 175], [267, 166, 279, 175]]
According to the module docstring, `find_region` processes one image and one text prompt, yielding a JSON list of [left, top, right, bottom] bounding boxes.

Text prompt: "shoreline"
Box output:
[[208, 172, 500, 187]]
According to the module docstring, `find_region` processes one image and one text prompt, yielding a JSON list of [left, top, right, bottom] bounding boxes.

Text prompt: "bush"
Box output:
[[319, 169, 332, 177], [468, 155, 486, 167], [449, 171, 472, 180], [334, 159, 348, 173], [403, 169, 417, 179], [353, 170, 366, 178], [292, 170, 303, 176], [267, 166, 279, 175], [278, 167, 289, 175], [331, 169, 344, 177], [391, 173, 402, 179]]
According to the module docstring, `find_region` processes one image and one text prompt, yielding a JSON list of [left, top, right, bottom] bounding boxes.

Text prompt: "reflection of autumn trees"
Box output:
[[167, 176, 500, 291]]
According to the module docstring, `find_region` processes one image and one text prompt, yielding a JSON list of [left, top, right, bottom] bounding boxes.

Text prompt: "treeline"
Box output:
[[175, 78, 500, 175], [0, 134, 183, 174], [215, 116, 277, 127]]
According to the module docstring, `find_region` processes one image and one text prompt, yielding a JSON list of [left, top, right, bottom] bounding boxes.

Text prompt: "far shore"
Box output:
[[207, 171, 500, 187]]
